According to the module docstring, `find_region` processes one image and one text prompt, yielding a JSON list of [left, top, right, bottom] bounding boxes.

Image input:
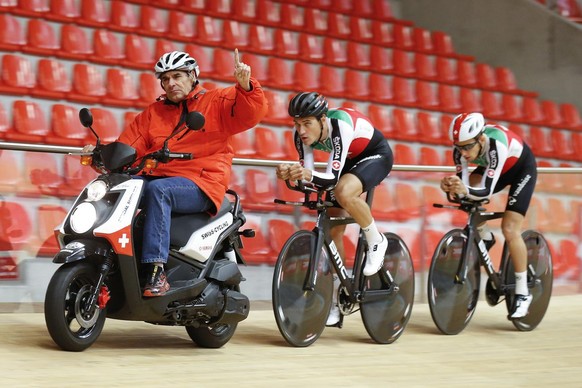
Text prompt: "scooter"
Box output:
[[44, 108, 254, 352]]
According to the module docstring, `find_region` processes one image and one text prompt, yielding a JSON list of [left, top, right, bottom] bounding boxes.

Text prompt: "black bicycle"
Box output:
[[272, 181, 415, 347], [427, 196, 553, 335]]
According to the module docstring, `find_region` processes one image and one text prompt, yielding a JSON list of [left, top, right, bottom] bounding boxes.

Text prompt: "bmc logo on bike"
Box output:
[[329, 241, 349, 279]]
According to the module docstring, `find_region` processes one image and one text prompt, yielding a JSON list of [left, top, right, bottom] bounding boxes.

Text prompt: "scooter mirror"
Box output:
[[185, 111, 205, 131], [79, 108, 94, 128]]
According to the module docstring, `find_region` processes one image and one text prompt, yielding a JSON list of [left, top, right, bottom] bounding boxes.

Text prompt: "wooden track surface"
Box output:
[[1, 295, 581, 387]]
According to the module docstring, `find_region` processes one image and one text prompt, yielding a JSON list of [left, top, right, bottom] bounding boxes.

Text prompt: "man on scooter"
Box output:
[[98, 49, 267, 296]]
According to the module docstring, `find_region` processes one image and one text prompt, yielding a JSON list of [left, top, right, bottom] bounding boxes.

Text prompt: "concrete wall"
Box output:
[[390, 0, 582, 110]]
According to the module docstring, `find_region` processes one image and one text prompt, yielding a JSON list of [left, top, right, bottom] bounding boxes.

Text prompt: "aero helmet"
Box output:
[[154, 51, 200, 79], [288, 92, 328, 118], [449, 112, 485, 143]]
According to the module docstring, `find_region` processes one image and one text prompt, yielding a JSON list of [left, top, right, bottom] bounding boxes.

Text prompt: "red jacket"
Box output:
[[118, 78, 268, 213]]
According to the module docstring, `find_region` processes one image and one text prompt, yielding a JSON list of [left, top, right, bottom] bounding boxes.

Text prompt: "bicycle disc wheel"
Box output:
[[502, 230, 553, 331], [360, 233, 415, 344], [427, 229, 480, 335], [272, 230, 333, 347]]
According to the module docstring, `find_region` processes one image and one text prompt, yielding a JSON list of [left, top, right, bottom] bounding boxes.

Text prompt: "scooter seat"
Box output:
[[169, 197, 233, 248]]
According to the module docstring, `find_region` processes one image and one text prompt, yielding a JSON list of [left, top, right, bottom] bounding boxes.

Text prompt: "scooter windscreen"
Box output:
[[100, 142, 137, 172]]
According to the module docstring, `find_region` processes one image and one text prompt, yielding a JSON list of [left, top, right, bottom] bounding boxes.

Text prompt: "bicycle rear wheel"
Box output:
[[502, 230, 553, 331], [427, 229, 481, 335], [272, 230, 333, 347], [360, 233, 415, 344]]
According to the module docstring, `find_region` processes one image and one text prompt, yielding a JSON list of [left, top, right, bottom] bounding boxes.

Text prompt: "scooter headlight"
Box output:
[[86, 180, 108, 202], [70, 202, 97, 234]]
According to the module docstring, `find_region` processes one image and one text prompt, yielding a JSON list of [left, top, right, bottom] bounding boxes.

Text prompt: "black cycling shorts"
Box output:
[[327, 137, 393, 206], [492, 144, 537, 216]]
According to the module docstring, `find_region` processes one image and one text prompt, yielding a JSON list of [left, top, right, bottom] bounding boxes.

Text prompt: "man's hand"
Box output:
[[440, 175, 467, 196], [233, 49, 251, 91], [276, 163, 312, 182], [276, 163, 292, 180]]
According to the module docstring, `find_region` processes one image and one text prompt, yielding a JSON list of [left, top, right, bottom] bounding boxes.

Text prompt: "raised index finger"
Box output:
[[234, 48, 240, 66]]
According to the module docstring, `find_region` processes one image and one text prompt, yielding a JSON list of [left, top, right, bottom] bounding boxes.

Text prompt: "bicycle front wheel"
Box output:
[[272, 230, 333, 347], [502, 230, 553, 331], [427, 229, 480, 335], [360, 233, 415, 344]]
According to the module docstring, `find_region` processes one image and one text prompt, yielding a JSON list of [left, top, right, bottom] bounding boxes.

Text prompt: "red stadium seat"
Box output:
[[371, 19, 394, 46], [327, 12, 350, 39], [274, 29, 299, 57], [168, 11, 195, 41], [392, 77, 416, 107], [59, 24, 93, 60], [79, 0, 109, 27], [196, 15, 222, 46], [110, 0, 139, 32], [344, 69, 369, 100], [90, 108, 121, 143], [0, 54, 35, 95], [267, 218, 297, 254], [124, 34, 155, 70], [323, 38, 347, 66], [36, 205, 67, 256], [501, 94, 524, 122], [140, 5, 168, 37], [0, 200, 33, 251], [522, 97, 545, 125], [68, 63, 106, 104], [7, 100, 50, 143], [481, 91, 504, 120], [47, 0, 80, 22], [393, 182, 422, 221], [528, 126, 554, 158], [393, 49, 415, 77], [239, 216, 275, 265], [104, 68, 139, 108], [247, 24, 275, 54], [223, 20, 248, 49], [243, 169, 278, 212], [0, 150, 23, 192], [392, 108, 418, 141], [294, 61, 320, 91], [475, 63, 497, 90], [0, 13, 25, 51], [254, 127, 287, 160], [241, 53, 267, 83], [415, 80, 439, 110], [413, 27, 434, 53], [231, 130, 256, 158], [303, 7, 327, 35], [550, 129, 575, 161], [299, 33, 324, 63], [262, 90, 291, 126], [267, 57, 293, 90], [393, 143, 418, 166], [419, 146, 445, 168], [435, 56, 457, 83], [138, 72, 162, 108], [350, 17, 373, 42], [279, 3, 303, 30], [93, 29, 125, 65], [212, 48, 235, 80], [541, 100, 563, 127], [10, 0, 49, 17], [205, 0, 231, 16], [20, 151, 63, 197], [232, 0, 256, 22], [369, 45, 394, 74], [455, 60, 477, 87], [417, 111, 447, 145], [368, 104, 394, 138], [48, 104, 87, 146], [368, 73, 393, 104], [459, 87, 482, 112], [414, 53, 437, 80], [560, 103, 582, 130], [282, 130, 298, 160], [32, 58, 72, 100], [347, 41, 371, 70], [319, 66, 345, 97], [392, 24, 414, 50], [370, 181, 398, 221], [507, 123, 526, 139], [22, 18, 59, 56], [254, 0, 280, 25]]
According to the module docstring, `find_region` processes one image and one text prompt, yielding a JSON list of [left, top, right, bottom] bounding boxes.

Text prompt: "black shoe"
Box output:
[[143, 265, 170, 297]]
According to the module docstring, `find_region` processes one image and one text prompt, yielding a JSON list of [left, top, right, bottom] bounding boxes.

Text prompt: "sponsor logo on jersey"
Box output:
[[508, 196, 517, 205], [489, 149, 498, 169], [513, 174, 531, 197], [487, 169, 495, 177], [333, 136, 341, 159], [456, 165, 462, 173], [332, 160, 341, 170]]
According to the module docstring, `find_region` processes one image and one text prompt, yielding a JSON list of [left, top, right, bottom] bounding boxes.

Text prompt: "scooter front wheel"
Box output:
[[44, 261, 106, 352]]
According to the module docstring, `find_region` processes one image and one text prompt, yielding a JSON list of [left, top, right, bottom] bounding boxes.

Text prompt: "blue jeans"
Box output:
[[136, 176, 213, 264]]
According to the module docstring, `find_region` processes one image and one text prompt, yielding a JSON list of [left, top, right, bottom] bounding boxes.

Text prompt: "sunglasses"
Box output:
[[454, 140, 479, 152]]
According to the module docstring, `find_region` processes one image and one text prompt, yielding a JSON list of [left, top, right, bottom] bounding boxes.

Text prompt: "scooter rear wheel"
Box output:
[[44, 261, 106, 352], [185, 322, 238, 348]]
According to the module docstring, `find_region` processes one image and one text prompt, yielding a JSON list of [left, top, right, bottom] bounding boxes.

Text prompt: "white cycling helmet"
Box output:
[[449, 112, 485, 143], [154, 51, 200, 79]]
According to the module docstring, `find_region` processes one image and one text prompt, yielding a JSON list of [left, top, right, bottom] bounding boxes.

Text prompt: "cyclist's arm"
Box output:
[[464, 142, 508, 200]]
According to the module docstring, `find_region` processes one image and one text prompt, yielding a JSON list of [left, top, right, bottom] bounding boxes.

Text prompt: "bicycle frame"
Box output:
[[277, 182, 396, 305]]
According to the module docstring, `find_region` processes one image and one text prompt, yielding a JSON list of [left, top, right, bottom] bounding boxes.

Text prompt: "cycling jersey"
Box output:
[[295, 108, 392, 190], [454, 124, 537, 215]]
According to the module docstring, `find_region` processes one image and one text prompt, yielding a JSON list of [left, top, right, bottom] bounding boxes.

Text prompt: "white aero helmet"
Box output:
[[154, 51, 200, 79], [449, 112, 485, 143]]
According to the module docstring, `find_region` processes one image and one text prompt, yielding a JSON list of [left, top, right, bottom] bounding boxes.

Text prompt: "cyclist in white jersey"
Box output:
[[440, 112, 538, 319], [275, 92, 393, 326]]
